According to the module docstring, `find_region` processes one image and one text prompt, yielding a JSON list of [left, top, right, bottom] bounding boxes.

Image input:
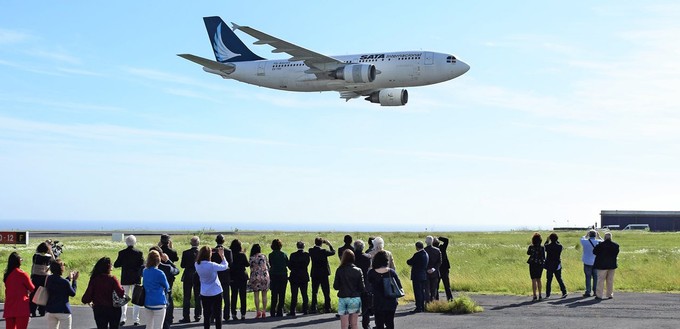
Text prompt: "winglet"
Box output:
[[231, 22, 241, 31]]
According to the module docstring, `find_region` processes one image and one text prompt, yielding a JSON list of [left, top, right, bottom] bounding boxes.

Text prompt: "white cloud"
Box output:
[[0, 28, 30, 44]]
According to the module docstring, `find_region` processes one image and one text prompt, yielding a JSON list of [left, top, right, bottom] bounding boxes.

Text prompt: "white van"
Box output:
[[623, 224, 650, 231]]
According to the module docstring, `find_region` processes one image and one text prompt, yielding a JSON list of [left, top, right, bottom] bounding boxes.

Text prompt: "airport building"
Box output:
[[600, 210, 680, 232]]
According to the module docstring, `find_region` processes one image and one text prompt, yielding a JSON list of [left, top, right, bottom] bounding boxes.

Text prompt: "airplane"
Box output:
[[179, 16, 470, 106]]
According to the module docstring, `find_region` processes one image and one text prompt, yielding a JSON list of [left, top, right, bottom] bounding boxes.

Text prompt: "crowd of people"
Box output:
[[526, 229, 620, 301], [2, 230, 622, 329]]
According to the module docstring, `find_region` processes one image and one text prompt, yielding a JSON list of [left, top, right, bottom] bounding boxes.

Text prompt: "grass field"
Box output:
[[1, 230, 678, 311]]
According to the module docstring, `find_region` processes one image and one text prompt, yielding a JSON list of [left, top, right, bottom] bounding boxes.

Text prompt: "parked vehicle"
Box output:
[[623, 224, 650, 231]]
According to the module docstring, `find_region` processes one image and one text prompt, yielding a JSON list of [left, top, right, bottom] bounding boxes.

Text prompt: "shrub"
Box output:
[[425, 295, 483, 314]]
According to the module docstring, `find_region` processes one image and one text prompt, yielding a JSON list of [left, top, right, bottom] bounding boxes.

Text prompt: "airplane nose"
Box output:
[[456, 60, 470, 76]]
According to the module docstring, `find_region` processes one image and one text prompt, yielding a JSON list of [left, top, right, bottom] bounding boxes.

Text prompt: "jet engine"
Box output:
[[364, 89, 408, 106], [332, 64, 376, 83]]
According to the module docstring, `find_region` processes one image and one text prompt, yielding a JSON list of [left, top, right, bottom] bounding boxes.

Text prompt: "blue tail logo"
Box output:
[[203, 16, 264, 63]]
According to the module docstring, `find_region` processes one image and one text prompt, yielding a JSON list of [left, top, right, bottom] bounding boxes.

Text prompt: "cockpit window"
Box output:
[[446, 55, 457, 63]]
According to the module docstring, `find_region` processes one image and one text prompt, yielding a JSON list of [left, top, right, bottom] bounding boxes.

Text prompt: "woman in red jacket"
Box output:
[[3, 252, 36, 329]]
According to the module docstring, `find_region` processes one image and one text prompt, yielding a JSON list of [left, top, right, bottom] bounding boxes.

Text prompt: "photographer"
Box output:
[[580, 229, 601, 297], [309, 237, 335, 313], [544, 233, 567, 298]]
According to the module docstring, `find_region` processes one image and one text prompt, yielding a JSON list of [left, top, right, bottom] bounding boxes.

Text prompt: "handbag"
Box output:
[[112, 290, 131, 308], [130, 284, 145, 306], [382, 270, 404, 298], [32, 276, 49, 306]]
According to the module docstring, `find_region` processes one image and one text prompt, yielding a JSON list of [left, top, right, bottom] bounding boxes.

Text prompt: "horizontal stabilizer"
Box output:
[[178, 54, 236, 74]]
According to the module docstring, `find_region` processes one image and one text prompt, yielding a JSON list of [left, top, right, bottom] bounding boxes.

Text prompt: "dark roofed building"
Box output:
[[601, 210, 680, 232]]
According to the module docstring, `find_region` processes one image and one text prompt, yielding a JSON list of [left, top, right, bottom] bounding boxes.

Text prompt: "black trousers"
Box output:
[[289, 281, 308, 314], [230, 280, 247, 317], [310, 276, 331, 312], [361, 292, 373, 329], [162, 286, 174, 329], [374, 309, 396, 329], [218, 276, 231, 320], [439, 269, 453, 300], [182, 272, 202, 320], [201, 293, 222, 329], [546, 268, 567, 296], [427, 274, 440, 301], [29, 274, 46, 316], [93, 305, 122, 329], [270, 274, 288, 316]]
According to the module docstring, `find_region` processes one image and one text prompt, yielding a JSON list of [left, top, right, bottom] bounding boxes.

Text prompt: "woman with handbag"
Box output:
[[45, 259, 79, 329], [3, 252, 35, 329], [527, 232, 546, 301], [366, 250, 402, 329], [142, 250, 170, 329], [333, 249, 365, 329], [82, 257, 126, 329], [29, 241, 54, 317]]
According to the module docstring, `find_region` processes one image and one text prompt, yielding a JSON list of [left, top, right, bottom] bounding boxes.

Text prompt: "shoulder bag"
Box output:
[[382, 270, 404, 298], [32, 276, 49, 306], [131, 284, 145, 306]]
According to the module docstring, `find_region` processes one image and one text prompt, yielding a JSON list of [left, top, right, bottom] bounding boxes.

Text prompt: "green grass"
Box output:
[[425, 294, 483, 314], [1, 230, 679, 311]]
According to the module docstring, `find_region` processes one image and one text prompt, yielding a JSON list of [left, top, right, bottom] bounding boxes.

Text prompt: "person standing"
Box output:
[[30, 241, 54, 317], [353, 240, 373, 329], [81, 257, 126, 329], [45, 259, 79, 329], [287, 241, 310, 316], [309, 237, 335, 314], [593, 232, 620, 299], [142, 250, 170, 329], [580, 229, 601, 297], [114, 235, 144, 326], [337, 235, 354, 260], [544, 233, 567, 299], [406, 241, 429, 313], [249, 244, 271, 319], [179, 236, 202, 323], [527, 233, 545, 301], [228, 239, 249, 320], [159, 234, 179, 263], [333, 250, 365, 329], [268, 239, 289, 317], [435, 237, 454, 300], [424, 236, 442, 302], [148, 246, 180, 329], [3, 252, 35, 329], [211, 234, 233, 322], [368, 237, 395, 270], [367, 250, 402, 329], [195, 245, 229, 329]]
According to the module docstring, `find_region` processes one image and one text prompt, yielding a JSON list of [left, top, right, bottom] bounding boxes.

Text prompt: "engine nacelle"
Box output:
[[333, 64, 376, 83], [365, 89, 408, 106]]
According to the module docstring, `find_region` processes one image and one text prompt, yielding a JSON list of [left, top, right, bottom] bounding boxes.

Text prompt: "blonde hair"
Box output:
[[146, 250, 161, 268]]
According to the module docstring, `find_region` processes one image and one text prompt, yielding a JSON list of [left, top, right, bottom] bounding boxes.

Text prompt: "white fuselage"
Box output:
[[211, 51, 469, 93]]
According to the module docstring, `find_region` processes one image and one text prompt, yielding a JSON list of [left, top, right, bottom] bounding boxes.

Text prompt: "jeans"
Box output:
[[546, 268, 567, 296], [583, 264, 598, 295]]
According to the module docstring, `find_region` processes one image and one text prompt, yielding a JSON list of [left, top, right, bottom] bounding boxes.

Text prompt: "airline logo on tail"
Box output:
[[213, 22, 241, 62]]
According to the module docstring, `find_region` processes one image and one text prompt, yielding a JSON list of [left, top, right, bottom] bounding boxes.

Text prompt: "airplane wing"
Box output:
[[231, 23, 344, 76], [177, 54, 236, 74]]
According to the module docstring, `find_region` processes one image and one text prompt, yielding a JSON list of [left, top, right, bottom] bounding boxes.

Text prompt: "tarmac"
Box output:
[[2, 292, 678, 328]]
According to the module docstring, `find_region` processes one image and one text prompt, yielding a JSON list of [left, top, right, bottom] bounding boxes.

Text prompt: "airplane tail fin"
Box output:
[[203, 16, 265, 63]]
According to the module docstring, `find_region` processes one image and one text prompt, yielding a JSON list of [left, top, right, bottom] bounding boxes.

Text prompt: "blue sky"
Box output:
[[2, 1, 680, 231]]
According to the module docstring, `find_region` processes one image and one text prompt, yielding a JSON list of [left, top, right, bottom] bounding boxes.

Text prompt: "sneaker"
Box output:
[[562, 293, 568, 299], [544, 295, 550, 299]]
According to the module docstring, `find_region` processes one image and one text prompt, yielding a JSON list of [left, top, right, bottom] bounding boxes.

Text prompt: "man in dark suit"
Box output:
[[114, 235, 144, 326], [424, 236, 442, 301], [337, 234, 354, 260], [287, 241, 310, 316], [353, 239, 372, 329], [436, 237, 453, 300], [179, 236, 202, 323], [309, 237, 335, 313], [211, 234, 234, 322], [159, 234, 179, 262], [407, 241, 429, 312]]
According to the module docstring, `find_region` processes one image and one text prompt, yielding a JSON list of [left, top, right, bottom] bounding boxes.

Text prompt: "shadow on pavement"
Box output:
[[272, 316, 336, 328], [565, 297, 603, 308], [490, 300, 536, 310]]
